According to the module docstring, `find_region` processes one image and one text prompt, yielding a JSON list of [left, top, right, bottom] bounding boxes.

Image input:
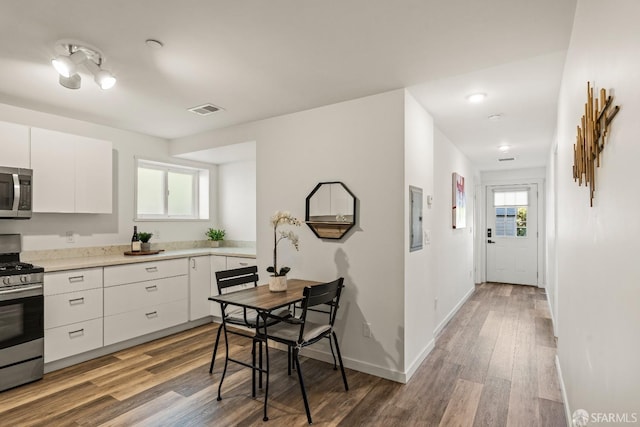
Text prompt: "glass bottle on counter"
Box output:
[[131, 226, 141, 252]]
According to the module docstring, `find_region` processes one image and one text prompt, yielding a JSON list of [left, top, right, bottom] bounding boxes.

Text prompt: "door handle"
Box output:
[[487, 240, 496, 244]]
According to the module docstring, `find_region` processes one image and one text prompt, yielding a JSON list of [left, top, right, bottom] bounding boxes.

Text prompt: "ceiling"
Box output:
[[0, 1, 576, 170]]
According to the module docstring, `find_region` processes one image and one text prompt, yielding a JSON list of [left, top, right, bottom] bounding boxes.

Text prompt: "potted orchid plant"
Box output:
[[267, 211, 301, 291]]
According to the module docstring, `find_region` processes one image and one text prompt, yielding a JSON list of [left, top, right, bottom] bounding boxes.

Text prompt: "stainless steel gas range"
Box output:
[[0, 234, 44, 392]]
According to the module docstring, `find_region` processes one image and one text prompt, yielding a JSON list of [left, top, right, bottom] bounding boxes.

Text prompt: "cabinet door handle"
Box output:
[[68, 297, 85, 305], [145, 311, 158, 318], [191, 259, 196, 269], [68, 275, 85, 283], [145, 285, 158, 292], [145, 266, 158, 273], [68, 329, 85, 338], [239, 262, 248, 266]]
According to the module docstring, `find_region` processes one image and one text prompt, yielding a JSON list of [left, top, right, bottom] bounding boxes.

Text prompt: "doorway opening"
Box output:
[[485, 184, 538, 285]]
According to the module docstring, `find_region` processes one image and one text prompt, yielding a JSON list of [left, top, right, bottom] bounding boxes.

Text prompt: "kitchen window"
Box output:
[[135, 159, 209, 220]]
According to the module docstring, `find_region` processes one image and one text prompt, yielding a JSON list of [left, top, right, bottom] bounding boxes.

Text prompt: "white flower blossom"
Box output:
[[270, 210, 301, 276]]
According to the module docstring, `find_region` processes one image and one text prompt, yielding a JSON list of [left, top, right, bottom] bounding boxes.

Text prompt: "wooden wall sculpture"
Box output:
[[573, 82, 620, 206]]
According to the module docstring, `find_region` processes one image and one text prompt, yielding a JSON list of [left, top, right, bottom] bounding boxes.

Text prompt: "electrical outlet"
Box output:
[[363, 322, 372, 338], [66, 231, 75, 243]]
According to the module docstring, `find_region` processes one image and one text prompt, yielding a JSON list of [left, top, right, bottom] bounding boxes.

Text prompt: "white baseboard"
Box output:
[[556, 354, 572, 427], [403, 338, 435, 382], [546, 291, 558, 338], [299, 345, 408, 383], [434, 286, 475, 338]]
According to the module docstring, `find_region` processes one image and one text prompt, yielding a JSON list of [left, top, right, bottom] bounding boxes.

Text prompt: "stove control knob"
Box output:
[[2, 277, 9, 285], [20, 275, 27, 283]]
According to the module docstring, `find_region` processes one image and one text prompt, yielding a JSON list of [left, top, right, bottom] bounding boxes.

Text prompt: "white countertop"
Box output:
[[33, 247, 256, 272]]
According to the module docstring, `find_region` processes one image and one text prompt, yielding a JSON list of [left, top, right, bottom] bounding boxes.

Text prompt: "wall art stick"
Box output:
[[572, 82, 620, 206]]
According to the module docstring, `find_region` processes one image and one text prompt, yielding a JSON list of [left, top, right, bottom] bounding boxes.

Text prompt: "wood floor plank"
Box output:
[[538, 398, 567, 427], [0, 284, 566, 426], [96, 391, 185, 427], [536, 346, 562, 403], [487, 311, 518, 381], [438, 379, 484, 427], [472, 376, 511, 427]]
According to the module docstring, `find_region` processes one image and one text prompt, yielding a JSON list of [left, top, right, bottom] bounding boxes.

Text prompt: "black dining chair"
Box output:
[[262, 277, 348, 424], [208, 266, 289, 377]]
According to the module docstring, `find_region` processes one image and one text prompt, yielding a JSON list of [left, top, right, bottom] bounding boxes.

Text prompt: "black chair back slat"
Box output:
[[215, 266, 258, 292]]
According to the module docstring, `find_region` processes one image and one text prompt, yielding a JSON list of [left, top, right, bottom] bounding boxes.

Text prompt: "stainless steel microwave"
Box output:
[[0, 167, 32, 219]]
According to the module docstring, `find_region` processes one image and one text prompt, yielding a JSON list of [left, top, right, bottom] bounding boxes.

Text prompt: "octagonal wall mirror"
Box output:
[[305, 181, 356, 239]]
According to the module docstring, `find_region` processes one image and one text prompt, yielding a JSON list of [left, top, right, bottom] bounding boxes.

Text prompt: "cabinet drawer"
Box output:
[[45, 288, 103, 329], [44, 268, 103, 296], [104, 276, 188, 316], [104, 258, 188, 287], [225, 256, 257, 270], [104, 299, 188, 346], [45, 318, 103, 363]]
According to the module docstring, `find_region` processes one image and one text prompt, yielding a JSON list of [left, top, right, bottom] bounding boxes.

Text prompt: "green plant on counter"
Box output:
[[138, 232, 153, 243], [206, 228, 226, 241]]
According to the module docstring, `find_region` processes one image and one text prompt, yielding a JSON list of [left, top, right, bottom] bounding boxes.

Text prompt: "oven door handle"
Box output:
[[0, 284, 43, 300]]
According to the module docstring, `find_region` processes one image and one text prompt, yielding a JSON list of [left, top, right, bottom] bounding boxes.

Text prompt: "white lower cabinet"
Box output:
[[43, 254, 256, 365], [45, 318, 103, 363], [104, 299, 188, 346], [103, 260, 189, 346], [44, 268, 104, 363], [225, 256, 257, 270], [189, 256, 212, 321]]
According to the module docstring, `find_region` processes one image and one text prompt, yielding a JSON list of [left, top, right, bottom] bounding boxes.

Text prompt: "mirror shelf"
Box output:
[[305, 181, 356, 240]]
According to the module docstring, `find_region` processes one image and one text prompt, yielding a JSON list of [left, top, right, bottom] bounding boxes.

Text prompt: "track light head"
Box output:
[[59, 73, 81, 89], [94, 70, 116, 90], [51, 42, 116, 90]]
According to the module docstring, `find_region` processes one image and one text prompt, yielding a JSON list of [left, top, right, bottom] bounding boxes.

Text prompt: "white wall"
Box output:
[[218, 160, 256, 242], [403, 91, 436, 376], [554, 0, 640, 419], [0, 103, 218, 250], [545, 141, 559, 334], [433, 128, 477, 334], [173, 90, 408, 381]]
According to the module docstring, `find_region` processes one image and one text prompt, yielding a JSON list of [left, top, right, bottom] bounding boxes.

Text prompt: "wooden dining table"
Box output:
[[209, 278, 321, 422]]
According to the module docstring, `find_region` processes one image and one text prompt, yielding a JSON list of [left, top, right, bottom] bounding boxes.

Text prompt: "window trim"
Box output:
[[134, 157, 209, 222]]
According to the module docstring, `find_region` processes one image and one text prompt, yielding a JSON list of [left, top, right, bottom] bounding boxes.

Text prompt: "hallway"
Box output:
[[341, 282, 566, 426]]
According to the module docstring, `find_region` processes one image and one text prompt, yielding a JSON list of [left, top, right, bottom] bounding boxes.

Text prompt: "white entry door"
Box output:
[[486, 185, 538, 285]]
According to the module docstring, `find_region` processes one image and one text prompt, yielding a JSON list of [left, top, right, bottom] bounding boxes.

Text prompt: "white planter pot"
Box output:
[[269, 275, 287, 292], [209, 241, 220, 248]]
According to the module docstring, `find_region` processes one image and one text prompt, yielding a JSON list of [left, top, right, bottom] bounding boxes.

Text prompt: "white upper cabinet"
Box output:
[[31, 128, 112, 213], [75, 137, 112, 213], [0, 121, 30, 168]]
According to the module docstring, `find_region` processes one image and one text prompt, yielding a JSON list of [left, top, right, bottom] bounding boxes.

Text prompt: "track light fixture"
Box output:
[[51, 43, 116, 90]]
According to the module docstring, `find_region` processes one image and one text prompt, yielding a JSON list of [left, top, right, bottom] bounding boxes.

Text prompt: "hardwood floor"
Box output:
[[0, 283, 566, 426]]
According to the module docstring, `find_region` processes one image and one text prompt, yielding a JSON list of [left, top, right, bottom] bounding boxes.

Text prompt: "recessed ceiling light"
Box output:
[[466, 93, 486, 103], [145, 39, 164, 49], [488, 113, 503, 121], [498, 144, 510, 153]]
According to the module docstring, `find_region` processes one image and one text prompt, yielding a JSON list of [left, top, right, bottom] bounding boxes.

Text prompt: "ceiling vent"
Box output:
[[188, 103, 223, 116], [498, 157, 516, 162]]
